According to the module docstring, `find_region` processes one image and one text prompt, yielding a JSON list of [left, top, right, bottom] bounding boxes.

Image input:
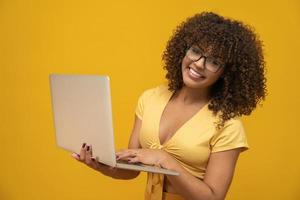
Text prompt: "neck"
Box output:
[[174, 86, 211, 105]]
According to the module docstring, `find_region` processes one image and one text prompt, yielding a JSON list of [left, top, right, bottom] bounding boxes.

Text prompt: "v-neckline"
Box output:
[[158, 88, 209, 146]]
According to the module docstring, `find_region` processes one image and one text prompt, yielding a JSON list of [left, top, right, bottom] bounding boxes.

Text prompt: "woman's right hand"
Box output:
[[71, 143, 118, 178]]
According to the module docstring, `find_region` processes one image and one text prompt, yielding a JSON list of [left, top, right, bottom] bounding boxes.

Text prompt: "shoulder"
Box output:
[[138, 84, 169, 100], [213, 117, 245, 137], [222, 117, 245, 132], [210, 117, 249, 153], [216, 117, 247, 143]]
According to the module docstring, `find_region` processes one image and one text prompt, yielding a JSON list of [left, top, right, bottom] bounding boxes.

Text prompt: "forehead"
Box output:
[[192, 44, 212, 52]]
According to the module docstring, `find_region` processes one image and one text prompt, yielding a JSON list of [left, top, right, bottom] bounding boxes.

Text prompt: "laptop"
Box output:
[[49, 74, 179, 176]]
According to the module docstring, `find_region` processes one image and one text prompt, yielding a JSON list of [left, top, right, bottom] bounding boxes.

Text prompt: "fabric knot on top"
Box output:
[[150, 142, 164, 150]]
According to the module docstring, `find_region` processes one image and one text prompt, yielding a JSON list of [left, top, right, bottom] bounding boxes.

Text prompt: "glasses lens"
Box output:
[[187, 46, 202, 60], [206, 57, 222, 72]]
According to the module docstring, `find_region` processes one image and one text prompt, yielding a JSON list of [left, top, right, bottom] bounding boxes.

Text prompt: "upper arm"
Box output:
[[128, 114, 142, 149], [129, 87, 153, 149], [203, 148, 242, 200]]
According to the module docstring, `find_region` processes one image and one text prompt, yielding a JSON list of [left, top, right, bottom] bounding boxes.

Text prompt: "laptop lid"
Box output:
[[49, 74, 117, 167]]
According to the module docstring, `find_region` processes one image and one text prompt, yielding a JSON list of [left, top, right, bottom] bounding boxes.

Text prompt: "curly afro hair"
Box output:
[[162, 11, 267, 129]]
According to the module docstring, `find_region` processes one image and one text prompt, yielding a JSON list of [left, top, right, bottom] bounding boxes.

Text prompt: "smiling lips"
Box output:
[[188, 67, 206, 79]]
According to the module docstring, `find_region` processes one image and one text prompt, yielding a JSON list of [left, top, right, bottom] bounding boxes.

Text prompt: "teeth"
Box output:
[[189, 67, 203, 78]]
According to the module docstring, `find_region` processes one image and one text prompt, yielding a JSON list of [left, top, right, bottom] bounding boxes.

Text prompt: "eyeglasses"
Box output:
[[186, 45, 224, 73]]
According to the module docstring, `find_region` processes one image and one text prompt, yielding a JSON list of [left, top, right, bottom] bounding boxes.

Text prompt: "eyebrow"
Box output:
[[193, 45, 203, 50], [195, 45, 222, 57], [191, 45, 205, 53], [194, 45, 226, 63]]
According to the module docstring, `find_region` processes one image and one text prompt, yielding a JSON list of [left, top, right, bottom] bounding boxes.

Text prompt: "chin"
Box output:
[[182, 67, 208, 89], [183, 78, 206, 89]]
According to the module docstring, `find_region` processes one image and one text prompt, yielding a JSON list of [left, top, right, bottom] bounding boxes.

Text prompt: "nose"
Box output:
[[193, 57, 206, 70]]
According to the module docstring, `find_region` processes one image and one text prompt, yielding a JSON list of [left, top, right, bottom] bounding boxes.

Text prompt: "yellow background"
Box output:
[[1, 0, 299, 199]]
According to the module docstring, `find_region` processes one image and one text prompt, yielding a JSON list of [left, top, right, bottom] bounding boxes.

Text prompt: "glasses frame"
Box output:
[[185, 45, 224, 73]]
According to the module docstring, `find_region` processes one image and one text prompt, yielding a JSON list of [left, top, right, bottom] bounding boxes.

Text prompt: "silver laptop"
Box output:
[[49, 74, 179, 176]]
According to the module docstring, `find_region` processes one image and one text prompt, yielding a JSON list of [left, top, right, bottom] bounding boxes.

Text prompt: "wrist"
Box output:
[[159, 151, 175, 169]]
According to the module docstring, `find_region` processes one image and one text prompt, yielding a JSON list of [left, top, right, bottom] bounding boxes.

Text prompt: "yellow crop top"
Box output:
[[135, 84, 249, 200]]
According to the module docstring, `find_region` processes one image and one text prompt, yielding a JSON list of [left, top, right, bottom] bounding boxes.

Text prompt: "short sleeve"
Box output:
[[210, 118, 249, 153], [134, 88, 155, 120]]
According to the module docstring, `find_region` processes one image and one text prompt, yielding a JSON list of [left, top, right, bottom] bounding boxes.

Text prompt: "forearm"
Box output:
[[160, 156, 217, 200], [111, 169, 140, 180], [99, 166, 140, 180]]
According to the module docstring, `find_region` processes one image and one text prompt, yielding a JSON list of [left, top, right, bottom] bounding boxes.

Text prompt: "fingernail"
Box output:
[[82, 143, 86, 148], [87, 146, 90, 151]]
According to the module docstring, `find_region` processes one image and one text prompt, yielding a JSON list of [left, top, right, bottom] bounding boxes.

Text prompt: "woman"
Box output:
[[72, 11, 266, 200]]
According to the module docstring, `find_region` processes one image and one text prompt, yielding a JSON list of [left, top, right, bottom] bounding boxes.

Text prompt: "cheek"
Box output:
[[208, 74, 221, 83], [202, 71, 224, 87], [181, 57, 190, 69]]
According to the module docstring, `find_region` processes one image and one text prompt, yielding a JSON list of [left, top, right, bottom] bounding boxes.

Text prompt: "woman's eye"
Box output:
[[212, 60, 221, 66], [192, 48, 200, 54], [212, 61, 219, 65]]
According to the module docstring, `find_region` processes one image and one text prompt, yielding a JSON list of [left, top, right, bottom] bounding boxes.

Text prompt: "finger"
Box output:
[[115, 150, 125, 159], [71, 153, 80, 161], [128, 156, 140, 163], [115, 150, 126, 157], [115, 149, 135, 156], [80, 143, 87, 161], [117, 152, 134, 160], [89, 157, 98, 169], [85, 145, 92, 165], [116, 150, 137, 160]]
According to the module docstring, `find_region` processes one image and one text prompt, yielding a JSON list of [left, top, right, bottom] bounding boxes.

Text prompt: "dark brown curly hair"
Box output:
[[162, 11, 267, 129]]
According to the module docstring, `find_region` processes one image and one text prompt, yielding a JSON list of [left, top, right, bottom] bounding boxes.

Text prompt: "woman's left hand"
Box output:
[[115, 148, 168, 167]]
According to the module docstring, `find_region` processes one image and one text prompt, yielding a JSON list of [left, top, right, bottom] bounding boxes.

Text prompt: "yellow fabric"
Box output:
[[145, 143, 165, 200], [135, 84, 249, 200]]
